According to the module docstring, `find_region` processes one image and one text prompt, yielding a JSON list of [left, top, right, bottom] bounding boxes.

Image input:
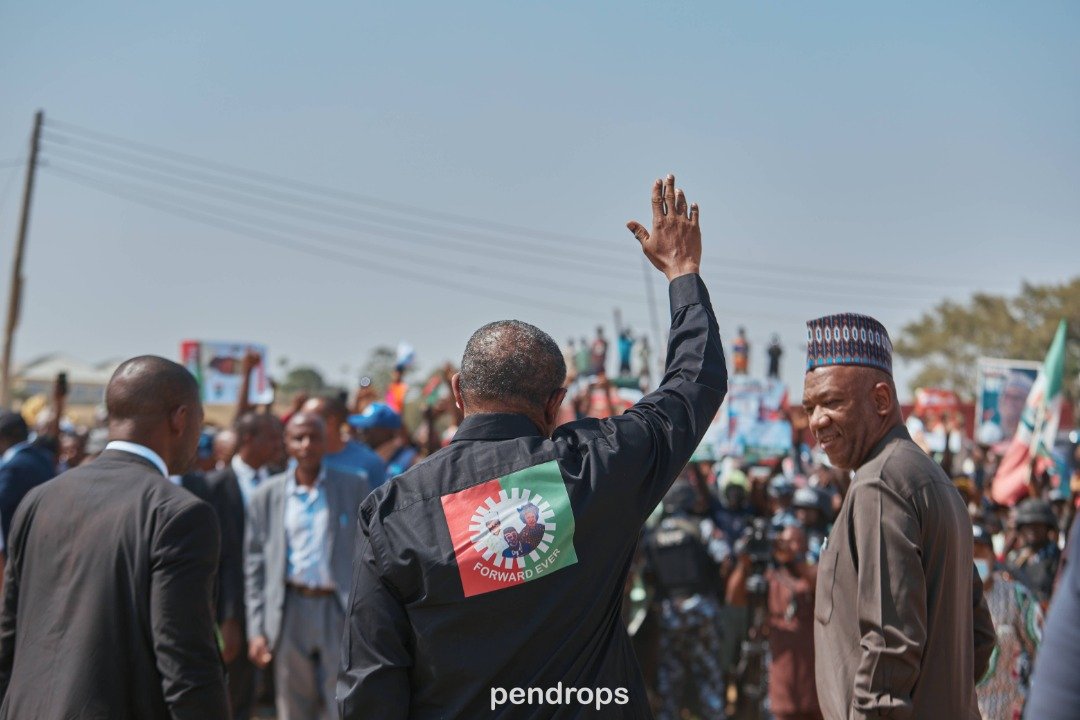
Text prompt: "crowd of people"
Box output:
[[0, 175, 1075, 720]]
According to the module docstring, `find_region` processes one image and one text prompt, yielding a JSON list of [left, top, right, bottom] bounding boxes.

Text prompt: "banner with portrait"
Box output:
[[975, 357, 1041, 446], [180, 340, 273, 405]]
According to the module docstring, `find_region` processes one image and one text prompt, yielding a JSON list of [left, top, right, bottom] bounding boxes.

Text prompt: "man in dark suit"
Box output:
[[0, 411, 55, 553], [0, 355, 229, 720], [206, 411, 280, 720]]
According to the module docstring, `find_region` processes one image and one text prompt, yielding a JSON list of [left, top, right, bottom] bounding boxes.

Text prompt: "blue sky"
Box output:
[[0, 1, 1076, 397]]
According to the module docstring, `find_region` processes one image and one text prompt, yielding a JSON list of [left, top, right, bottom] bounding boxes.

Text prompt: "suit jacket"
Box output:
[[205, 467, 247, 627], [244, 466, 369, 650], [0, 450, 229, 720], [0, 444, 55, 550], [814, 426, 996, 720]]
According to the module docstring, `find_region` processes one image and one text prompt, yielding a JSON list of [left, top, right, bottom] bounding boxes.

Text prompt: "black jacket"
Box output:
[[0, 444, 55, 550], [339, 274, 727, 719], [0, 449, 229, 719], [205, 466, 247, 627]]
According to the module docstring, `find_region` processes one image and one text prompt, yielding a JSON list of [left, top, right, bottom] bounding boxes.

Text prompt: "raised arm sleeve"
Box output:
[[849, 480, 925, 720], [556, 274, 727, 518], [338, 510, 411, 720], [150, 501, 229, 719]]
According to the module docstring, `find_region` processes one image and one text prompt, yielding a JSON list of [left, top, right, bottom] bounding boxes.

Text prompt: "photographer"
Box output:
[[728, 524, 822, 720]]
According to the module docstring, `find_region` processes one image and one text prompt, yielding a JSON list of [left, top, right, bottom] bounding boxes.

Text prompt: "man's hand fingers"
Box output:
[[675, 188, 688, 218], [663, 174, 677, 215], [626, 221, 650, 246], [689, 202, 700, 227], [650, 178, 664, 223]]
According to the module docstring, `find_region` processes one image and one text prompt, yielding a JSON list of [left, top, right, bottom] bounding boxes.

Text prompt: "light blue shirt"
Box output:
[[104, 440, 168, 477], [323, 440, 386, 490], [232, 454, 268, 509], [284, 467, 333, 589]]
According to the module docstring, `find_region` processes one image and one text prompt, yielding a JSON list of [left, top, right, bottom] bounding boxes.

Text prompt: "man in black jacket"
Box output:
[[0, 355, 228, 719], [338, 175, 727, 718]]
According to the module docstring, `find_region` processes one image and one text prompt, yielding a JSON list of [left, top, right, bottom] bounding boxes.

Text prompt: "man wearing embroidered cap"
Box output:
[[802, 313, 995, 720]]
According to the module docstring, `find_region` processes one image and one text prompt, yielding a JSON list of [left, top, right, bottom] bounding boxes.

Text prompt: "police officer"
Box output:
[[339, 174, 727, 719], [1007, 498, 1061, 604], [792, 487, 827, 564], [643, 480, 728, 720]]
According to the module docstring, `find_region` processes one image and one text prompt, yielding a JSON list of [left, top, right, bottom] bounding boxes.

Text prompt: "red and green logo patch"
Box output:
[[441, 460, 578, 598]]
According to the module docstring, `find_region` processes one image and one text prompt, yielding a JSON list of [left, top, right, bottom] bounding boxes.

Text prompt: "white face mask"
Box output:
[[975, 558, 992, 582]]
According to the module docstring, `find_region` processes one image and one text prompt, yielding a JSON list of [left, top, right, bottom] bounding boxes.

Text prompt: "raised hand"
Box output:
[[626, 173, 702, 282]]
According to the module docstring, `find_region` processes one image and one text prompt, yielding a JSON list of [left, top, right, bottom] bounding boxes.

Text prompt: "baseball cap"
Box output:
[[347, 402, 402, 430]]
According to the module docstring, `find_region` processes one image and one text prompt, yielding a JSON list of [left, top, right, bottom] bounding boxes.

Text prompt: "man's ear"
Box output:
[[451, 373, 465, 412], [545, 388, 568, 427], [169, 405, 188, 435], [872, 382, 894, 417]]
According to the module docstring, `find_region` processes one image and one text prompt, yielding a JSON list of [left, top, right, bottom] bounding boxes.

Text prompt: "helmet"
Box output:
[[1014, 499, 1056, 528], [792, 487, 822, 511]]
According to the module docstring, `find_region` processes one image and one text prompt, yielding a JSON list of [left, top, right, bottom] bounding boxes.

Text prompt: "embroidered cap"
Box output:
[[805, 313, 893, 375]]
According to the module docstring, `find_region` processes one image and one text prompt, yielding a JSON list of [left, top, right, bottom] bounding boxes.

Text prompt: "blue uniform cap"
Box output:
[[348, 402, 403, 430]]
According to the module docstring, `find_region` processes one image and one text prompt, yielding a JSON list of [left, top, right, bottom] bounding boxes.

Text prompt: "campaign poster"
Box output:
[[975, 357, 1041, 445], [180, 340, 273, 405], [703, 376, 792, 460]]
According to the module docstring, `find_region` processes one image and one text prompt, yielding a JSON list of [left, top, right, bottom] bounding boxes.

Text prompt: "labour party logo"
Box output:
[[441, 460, 578, 597]]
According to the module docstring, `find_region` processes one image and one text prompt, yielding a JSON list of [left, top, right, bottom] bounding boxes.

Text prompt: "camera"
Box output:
[[743, 518, 776, 566]]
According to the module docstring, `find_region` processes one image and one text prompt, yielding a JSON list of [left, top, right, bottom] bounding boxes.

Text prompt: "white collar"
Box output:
[[231, 452, 262, 481], [105, 440, 169, 477], [1, 440, 31, 465]]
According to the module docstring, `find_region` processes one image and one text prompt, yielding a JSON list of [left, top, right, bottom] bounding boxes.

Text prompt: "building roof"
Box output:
[[14, 353, 121, 386]]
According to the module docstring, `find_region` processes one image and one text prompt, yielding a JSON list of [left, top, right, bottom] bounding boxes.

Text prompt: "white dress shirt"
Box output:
[[104, 440, 168, 477], [232, 453, 269, 509]]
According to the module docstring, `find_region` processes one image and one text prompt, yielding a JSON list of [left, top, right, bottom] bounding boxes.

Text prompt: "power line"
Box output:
[[39, 144, 950, 309], [42, 161, 656, 308], [42, 164, 639, 319], [41, 139, 636, 278], [44, 118, 968, 290]]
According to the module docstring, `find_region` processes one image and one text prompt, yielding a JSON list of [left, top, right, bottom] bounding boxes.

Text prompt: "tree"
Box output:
[[280, 366, 327, 395], [894, 277, 1080, 404], [361, 346, 398, 394]]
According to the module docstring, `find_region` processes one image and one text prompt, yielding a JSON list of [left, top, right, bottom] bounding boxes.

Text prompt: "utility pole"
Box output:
[[641, 254, 664, 386], [0, 110, 44, 408]]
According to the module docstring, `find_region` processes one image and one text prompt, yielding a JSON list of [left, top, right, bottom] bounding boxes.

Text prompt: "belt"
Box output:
[[286, 583, 336, 598]]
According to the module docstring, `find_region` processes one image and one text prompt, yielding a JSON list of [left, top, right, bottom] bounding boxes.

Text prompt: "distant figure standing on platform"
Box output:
[[767, 334, 783, 379], [732, 327, 749, 375], [590, 326, 609, 375], [0, 355, 228, 720], [576, 336, 591, 378]]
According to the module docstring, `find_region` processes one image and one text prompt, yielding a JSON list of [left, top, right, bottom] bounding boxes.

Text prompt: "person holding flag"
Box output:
[[990, 320, 1069, 506]]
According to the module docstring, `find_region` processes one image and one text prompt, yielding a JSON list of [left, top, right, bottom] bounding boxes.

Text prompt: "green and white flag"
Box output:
[[991, 320, 1067, 505]]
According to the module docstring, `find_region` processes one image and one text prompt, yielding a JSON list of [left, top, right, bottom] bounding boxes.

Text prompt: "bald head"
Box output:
[[107, 356, 200, 423], [459, 320, 566, 412], [106, 355, 203, 474]]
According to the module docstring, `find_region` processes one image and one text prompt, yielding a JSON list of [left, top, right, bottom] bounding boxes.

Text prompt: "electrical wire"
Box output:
[[43, 163, 647, 319], [39, 145, 946, 310], [44, 118, 968, 290]]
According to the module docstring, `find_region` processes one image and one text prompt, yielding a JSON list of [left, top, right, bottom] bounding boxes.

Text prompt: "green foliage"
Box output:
[[894, 277, 1080, 402], [280, 366, 327, 395], [361, 346, 398, 394]]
